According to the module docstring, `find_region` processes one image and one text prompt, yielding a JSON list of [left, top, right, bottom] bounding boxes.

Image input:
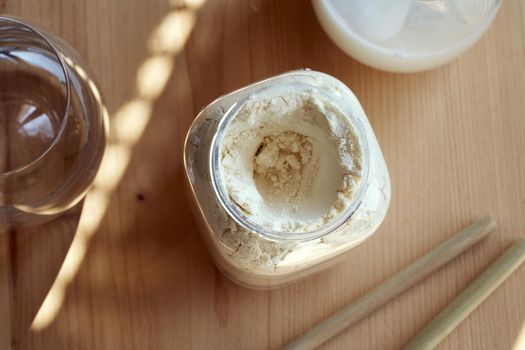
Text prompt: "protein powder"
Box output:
[[218, 91, 362, 233]]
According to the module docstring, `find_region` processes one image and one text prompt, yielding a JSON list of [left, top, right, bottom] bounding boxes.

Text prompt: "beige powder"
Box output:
[[218, 90, 362, 233], [253, 131, 318, 214]]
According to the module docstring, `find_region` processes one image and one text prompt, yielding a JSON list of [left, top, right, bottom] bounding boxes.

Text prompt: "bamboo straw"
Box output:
[[404, 239, 525, 350], [281, 216, 496, 350]]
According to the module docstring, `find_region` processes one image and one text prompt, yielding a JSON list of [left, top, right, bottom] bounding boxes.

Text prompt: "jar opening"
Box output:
[[210, 82, 370, 242]]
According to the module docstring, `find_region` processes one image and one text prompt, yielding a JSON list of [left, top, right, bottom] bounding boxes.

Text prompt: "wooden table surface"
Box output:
[[1, 0, 525, 349]]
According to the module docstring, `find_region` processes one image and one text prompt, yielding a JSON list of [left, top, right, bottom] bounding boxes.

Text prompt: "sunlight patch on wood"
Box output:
[[30, 3, 201, 331], [513, 321, 525, 350], [136, 56, 174, 99]]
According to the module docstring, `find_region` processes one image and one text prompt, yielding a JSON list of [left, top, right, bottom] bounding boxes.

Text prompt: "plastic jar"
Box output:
[[184, 70, 390, 289]]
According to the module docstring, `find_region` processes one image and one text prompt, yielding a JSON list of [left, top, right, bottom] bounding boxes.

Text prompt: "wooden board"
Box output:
[[2, 0, 525, 349]]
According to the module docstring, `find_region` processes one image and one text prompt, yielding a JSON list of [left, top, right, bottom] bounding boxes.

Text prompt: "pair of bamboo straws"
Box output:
[[283, 216, 525, 350]]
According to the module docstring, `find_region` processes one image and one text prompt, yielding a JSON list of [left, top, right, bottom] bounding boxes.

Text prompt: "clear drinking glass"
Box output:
[[0, 16, 108, 230]]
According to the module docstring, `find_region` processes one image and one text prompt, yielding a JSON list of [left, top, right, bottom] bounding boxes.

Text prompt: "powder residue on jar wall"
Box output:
[[185, 71, 391, 285]]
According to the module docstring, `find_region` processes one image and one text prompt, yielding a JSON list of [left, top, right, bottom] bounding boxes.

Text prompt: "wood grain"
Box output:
[[405, 239, 525, 350], [283, 216, 496, 350], [1, 1, 525, 349]]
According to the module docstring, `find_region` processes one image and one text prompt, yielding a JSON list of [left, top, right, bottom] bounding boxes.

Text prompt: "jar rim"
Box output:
[[210, 77, 370, 242]]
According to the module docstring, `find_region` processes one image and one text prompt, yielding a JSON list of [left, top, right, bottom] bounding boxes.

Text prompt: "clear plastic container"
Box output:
[[184, 70, 390, 289], [313, 0, 502, 72]]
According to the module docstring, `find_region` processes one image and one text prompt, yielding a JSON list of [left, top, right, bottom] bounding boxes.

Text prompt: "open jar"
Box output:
[[184, 70, 390, 289]]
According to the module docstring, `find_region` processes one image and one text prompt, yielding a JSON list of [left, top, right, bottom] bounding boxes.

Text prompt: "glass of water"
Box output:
[[0, 16, 108, 230]]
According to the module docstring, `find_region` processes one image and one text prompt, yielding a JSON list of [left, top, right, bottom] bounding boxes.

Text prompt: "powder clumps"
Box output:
[[218, 90, 362, 233], [253, 131, 318, 214], [219, 219, 296, 268]]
